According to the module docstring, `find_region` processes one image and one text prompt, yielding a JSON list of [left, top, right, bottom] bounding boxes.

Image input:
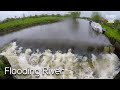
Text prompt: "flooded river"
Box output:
[[0, 19, 120, 79], [0, 19, 111, 54]]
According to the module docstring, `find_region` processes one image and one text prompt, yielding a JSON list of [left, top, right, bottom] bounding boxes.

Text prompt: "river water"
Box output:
[[0, 19, 120, 79], [0, 19, 111, 54]]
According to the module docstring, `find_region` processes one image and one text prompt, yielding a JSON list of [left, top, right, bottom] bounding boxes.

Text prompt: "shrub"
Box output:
[[91, 12, 102, 23]]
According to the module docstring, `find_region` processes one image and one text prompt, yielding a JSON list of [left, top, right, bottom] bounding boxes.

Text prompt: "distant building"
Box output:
[[105, 15, 116, 23]]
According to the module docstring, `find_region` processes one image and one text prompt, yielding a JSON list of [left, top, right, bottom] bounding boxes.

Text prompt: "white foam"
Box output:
[[0, 42, 120, 79]]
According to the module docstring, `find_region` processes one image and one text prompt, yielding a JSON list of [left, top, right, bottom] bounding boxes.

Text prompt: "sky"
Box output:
[[0, 11, 120, 21]]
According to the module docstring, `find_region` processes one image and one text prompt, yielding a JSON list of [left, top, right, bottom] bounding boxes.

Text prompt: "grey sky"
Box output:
[[0, 11, 120, 21]]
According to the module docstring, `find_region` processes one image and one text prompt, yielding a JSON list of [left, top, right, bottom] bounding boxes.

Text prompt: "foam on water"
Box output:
[[0, 42, 120, 79]]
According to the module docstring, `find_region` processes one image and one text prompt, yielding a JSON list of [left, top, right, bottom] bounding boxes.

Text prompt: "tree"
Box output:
[[69, 11, 81, 19], [51, 14, 55, 17], [114, 19, 120, 33], [34, 15, 38, 18], [114, 20, 120, 26], [64, 14, 70, 17], [56, 14, 61, 17], [91, 12, 102, 23], [23, 13, 26, 18], [15, 16, 17, 19]]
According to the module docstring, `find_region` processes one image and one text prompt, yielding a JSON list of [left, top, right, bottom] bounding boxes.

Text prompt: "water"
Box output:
[[1, 19, 119, 79], [0, 19, 111, 54], [0, 42, 119, 79]]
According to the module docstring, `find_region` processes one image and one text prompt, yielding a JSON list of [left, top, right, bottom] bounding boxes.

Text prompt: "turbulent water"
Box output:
[[0, 42, 120, 79]]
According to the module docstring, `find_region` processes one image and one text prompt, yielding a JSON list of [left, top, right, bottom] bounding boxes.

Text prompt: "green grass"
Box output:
[[0, 16, 64, 34], [0, 56, 12, 79], [0, 59, 7, 78], [102, 24, 120, 43]]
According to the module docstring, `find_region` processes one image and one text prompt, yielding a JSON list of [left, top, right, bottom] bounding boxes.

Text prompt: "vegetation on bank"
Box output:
[[0, 59, 6, 78], [91, 12, 102, 23], [103, 20, 120, 34], [0, 16, 64, 34], [102, 24, 120, 43], [0, 12, 82, 35], [0, 55, 12, 79], [90, 11, 120, 43], [69, 11, 81, 19]]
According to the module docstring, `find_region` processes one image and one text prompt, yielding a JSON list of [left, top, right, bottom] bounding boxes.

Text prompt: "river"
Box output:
[[0, 19, 111, 54], [1, 19, 120, 79]]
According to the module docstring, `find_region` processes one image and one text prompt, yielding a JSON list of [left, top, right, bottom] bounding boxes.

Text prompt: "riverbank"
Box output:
[[102, 24, 120, 43], [102, 24, 120, 59], [0, 16, 64, 35], [0, 55, 13, 79]]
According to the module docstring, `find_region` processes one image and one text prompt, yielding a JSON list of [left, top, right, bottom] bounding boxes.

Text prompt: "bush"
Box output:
[[69, 11, 81, 19], [0, 55, 12, 79], [91, 12, 102, 23]]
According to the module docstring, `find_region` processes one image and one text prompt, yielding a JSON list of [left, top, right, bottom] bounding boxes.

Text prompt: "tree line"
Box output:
[[0, 12, 81, 24]]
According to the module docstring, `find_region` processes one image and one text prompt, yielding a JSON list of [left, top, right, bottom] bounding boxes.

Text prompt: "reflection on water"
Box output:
[[0, 19, 111, 54], [70, 19, 79, 31]]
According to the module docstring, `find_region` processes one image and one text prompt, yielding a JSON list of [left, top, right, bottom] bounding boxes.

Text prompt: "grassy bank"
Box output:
[[102, 24, 120, 43], [102, 24, 120, 61], [0, 55, 13, 79], [0, 16, 64, 35]]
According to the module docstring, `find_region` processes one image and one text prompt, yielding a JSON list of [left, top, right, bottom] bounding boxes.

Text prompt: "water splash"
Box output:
[[0, 42, 120, 79]]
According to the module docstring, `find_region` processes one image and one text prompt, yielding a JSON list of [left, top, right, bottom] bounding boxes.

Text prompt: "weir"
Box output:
[[0, 42, 120, 79]]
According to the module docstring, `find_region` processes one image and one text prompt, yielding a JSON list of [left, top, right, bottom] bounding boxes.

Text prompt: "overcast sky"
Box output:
[[0, 11, 120, 21]]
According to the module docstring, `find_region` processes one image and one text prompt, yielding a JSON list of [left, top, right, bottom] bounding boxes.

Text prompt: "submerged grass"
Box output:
[[0, 16, 64, 35]]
